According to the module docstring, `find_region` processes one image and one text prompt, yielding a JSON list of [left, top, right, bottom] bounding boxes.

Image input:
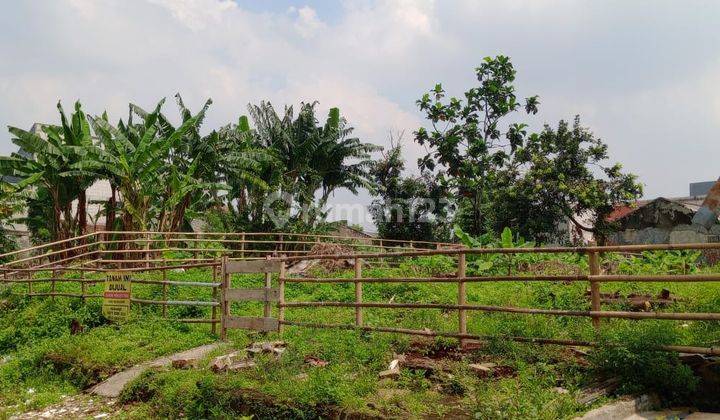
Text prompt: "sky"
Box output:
[[1, 0, 719, 229]]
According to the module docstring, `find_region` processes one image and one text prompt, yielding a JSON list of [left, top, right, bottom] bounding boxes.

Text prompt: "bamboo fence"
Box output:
[[2, 232, 720, 355]]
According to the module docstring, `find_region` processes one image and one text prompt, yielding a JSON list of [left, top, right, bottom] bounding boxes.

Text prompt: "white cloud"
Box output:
[[289, 6, 325, 39], [148, 0, 237, 31], [0, 0, 719, 214]]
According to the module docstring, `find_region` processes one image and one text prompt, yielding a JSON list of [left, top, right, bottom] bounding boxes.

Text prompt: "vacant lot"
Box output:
[[1, 250, 719, 418]]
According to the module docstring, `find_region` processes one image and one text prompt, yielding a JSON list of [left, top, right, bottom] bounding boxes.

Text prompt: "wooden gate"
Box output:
[[220, 256, 282, 340]]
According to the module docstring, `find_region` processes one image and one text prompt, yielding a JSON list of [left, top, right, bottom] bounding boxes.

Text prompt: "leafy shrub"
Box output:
[[615, 250, 701, 275], [589, 323, 699, 404]]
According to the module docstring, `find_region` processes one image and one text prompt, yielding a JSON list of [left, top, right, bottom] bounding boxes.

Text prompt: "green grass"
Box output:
[[1, 250, 719, 418]]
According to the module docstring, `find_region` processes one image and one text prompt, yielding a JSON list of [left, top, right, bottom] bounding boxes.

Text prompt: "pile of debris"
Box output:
[[209, 341, 286, 372], [585, 288, 679, 311], [378, 352, 514, 381], [287, 243, 354, 274]]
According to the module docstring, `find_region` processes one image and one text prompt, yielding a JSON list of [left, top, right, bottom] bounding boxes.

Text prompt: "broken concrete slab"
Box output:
[[378, 359, 401, 379], [227, 360, 256, 371], [210, 351, 246, 372], [378, 368, 400, 379], [469, 363, 493, 376]]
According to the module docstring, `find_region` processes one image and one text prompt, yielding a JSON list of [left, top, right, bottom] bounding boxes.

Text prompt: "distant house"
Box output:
[[605, 185, 720, 245]]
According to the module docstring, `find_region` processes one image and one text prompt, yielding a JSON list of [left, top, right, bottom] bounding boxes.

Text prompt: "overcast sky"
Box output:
[[1, 0, 718, 228]]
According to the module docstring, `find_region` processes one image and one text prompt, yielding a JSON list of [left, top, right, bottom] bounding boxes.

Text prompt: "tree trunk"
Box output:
[[77, 189, 87, 235], [170, 195, 192, 232], [107, 184, 116, 232]]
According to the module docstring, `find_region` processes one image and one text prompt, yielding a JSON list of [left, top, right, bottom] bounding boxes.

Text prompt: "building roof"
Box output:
[[608, 197, 699, 230]]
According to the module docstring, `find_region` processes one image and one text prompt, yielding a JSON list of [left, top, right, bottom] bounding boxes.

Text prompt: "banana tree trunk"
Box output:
[[77, 189, 87, 235], [107, 184, 116, 234]]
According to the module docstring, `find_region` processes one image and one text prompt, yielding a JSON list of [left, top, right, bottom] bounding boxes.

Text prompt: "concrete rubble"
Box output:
[[210, 341, 286, 373]]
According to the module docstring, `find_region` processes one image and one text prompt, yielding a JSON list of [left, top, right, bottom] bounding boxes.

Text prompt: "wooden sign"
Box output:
[[102, 272, 131, 322]]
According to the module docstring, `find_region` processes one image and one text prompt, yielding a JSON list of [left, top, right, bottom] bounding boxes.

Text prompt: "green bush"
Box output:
[[589, 323, 699, 404]]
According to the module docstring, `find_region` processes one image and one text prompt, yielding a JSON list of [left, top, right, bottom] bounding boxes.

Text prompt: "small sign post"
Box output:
[[102, 272, 131, 322]]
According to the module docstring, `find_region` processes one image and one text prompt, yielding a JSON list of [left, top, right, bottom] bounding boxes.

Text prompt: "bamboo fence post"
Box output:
[[588, 246, 601, 330], [457, 252, 467, 346], [220, 256, 229, 340], [51, 267, 57, 301], [278, 257, 286, 334], [355, 257, 363, 326], [279, 234, 284, 253], [240, 233, 245, 259], [211, 261, 218, 335], [264, 255, 272, 318], [80, 270, 86, 303], [162, 269, 168, 317], [27, 270, 32, 295], [194, 232, 199, 261], [145, 232, 150, 268]]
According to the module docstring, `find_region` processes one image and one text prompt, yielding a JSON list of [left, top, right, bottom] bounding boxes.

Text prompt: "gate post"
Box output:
[[457, 252, 467, 346], [211, 261, 218, 335], [588, 246, 601, 330], [263, 256, 272, 318], [278, 258, 286, 334], [220, 256, 229, 341], [354, 257, 363, 326]]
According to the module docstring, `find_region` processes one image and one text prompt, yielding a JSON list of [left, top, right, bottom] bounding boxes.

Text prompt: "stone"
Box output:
[[304, 356, 328, 367], [378, 359, 401, 379], [552, 387, 569, 394], [378, 368, 400, 379], [227, 360, 256, 371], [210, 355, 233, 372], [247, 341, 286, 358], [209, 351, 245, 372], [171, 358, 198, 369], [403, 356, 441, 372], [469, 363, 494, 376]]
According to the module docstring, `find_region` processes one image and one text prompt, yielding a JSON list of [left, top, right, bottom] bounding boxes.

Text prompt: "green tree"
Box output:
[[495, 116, 642, 243], [75, 99, 207, 232], [222, 101, 379, 231], [415, 56, 539, 235], [369, 137, 449, 242], [0, 102, 97, 241], [415, 56, 640, 243]]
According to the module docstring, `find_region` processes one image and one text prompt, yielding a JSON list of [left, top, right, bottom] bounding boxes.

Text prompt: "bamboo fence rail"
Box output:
[[273, 243, 720, 356], [3, 231, 720, 355]]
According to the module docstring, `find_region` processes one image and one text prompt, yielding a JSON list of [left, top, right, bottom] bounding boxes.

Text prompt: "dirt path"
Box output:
[[90, 342, 222, 397], [9, 342, 223, 419]]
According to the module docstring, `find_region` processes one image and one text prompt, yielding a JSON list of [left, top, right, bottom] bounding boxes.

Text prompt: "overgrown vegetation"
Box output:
[[0, 97, 378, 243], [1, 249, 719, 418]]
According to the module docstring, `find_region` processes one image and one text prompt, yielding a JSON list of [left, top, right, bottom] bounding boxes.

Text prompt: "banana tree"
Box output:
[[71, 99, 205, 232], [241, 102, 378, 228], [0, 102, 97, 241]]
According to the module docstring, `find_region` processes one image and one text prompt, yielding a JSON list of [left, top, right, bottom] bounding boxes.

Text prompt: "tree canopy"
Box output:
[[0, 97, 378, 243], [414, 56, 641, 243]]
